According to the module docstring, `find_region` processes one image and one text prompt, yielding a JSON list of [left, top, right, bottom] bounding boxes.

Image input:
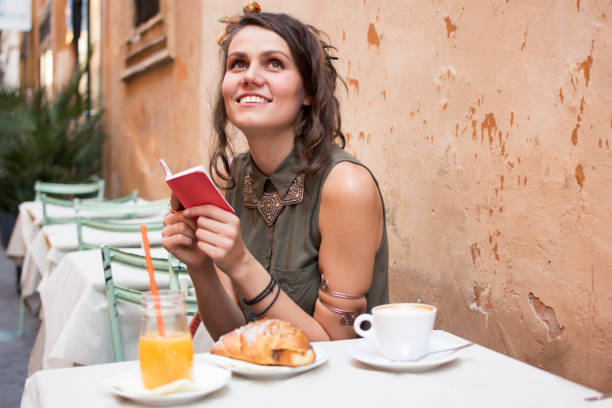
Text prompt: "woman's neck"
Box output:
[[244, 129, 294, 176]]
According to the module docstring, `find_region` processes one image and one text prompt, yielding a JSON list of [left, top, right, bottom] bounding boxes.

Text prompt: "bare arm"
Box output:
[[161, 200, 245, 341], [187, 261, 246, 340], [315, 161, 384, 339]]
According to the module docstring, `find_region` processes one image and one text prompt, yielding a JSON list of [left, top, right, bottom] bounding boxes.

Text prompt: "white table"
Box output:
[[6, 203, 47, 299], [21, 331, 609, 408], [43, 218, 165, 266], [16, 199, 167, 228], [7, 201, 168, 299], [35, 248, 213, 370]]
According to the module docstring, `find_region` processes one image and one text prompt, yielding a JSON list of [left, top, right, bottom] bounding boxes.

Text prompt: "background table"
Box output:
[[34, 248, 213, 371], [21, 331, 610, 408], [7, 201, 167, 300]]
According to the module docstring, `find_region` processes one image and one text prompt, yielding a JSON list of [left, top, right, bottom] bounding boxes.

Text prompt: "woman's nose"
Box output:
[[242, 63, 263, 86]]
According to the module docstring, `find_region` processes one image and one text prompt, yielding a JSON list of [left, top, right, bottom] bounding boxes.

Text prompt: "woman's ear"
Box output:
[[303, 94, 313, 106]]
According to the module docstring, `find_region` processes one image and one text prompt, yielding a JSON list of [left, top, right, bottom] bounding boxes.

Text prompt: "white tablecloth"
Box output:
[[19, 200, 167, 227], [37, 248, 212, 370], [6, 205, 44, 298], [21, 332, 608, 408], [43, 220, 164, 265], [6, 201, 168, 298]]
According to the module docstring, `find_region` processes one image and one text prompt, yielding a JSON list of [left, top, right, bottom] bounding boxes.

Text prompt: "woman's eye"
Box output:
[[268, 59, 284, 69], [229, 60, 247, 70]]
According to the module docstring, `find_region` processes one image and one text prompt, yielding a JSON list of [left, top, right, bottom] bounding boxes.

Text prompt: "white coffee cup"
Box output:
[[353, 303, 437, 361]]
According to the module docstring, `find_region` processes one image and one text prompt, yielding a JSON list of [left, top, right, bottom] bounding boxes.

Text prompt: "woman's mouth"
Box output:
[[238, 95, 270, 104]]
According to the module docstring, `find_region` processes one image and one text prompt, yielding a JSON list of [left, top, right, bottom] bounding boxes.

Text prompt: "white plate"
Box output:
[[102, 363, 231, 406], [204, 346, 328, 379], [350, 337, 468, 372]]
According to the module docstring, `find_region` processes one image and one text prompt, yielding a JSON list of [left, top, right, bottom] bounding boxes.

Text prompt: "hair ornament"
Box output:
[[218, 16, 239, 24], [242, 1, 262, 13], [216, 2, 262, 46], [216, 16, 238, 46]]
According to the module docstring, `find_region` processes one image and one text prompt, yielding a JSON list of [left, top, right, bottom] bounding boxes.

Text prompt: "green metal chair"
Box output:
[[100, 244, 197, 362], [75, 216, 165, 251], [74, 197, 169, 221], [34, 179, 106, 201], [40, 190, 139, 225]]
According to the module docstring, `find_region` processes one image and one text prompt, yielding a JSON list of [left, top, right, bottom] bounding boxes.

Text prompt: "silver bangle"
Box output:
[[320, 275, 362, 300], [319, 299, 359, 326]]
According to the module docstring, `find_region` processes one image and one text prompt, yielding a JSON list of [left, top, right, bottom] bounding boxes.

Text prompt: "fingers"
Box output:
[[169, 205, 243, 274], [196, 241, 227, 261], [161, 217, 198, 257], [163, 211, 197, 230], [184, 204, 234, 223], [194, 227, 233, 250], [195, 215, 237, 238], [162, 221, 196, 241], [162, 233, 194, 249], [192, 211, 241, 250], [170, 194, 184, 212], [163, 211, 180, 227]]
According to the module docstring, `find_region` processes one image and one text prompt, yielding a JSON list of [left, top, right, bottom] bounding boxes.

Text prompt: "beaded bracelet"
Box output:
[[251, 281, 281, 318], [243, 275, 276, 306]]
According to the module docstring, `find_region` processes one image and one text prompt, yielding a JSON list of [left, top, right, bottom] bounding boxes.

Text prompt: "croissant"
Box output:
[[210, 319, 316, 367]]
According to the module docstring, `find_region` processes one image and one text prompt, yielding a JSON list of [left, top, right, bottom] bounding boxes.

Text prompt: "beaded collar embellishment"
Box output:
[[242, 172, 305, 226]]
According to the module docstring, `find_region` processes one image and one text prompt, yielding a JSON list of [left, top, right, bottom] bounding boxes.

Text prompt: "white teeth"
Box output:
[[240, 95, 267, 103]]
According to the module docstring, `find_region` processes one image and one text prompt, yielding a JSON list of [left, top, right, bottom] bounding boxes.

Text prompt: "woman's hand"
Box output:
[[161, 195, 210, 270], [183, 204, 251, 279]]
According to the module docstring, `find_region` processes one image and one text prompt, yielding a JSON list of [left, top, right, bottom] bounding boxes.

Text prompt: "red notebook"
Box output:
[[160, 159, 234, 213]]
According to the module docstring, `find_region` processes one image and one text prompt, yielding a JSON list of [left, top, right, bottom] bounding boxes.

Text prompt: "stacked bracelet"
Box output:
[[319, 299, 359, 326], [251, 282, 281, 318], [243, 275, 277, 306]]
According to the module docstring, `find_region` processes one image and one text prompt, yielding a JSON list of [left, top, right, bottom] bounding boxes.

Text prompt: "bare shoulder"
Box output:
[[321, 161, 381, 212]]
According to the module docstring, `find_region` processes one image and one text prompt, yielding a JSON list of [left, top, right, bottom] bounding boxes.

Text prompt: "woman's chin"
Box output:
[[233, 122, 294, 138]]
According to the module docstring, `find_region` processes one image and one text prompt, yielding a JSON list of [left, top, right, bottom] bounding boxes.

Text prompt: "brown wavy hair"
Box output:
[[210, 12, 346, 189]]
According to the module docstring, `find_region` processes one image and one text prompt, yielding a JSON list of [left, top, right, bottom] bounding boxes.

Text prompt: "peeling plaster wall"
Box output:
[[104, 0, 612, 391], [333, 0, 610, 390], [102, 0, 204, 199]]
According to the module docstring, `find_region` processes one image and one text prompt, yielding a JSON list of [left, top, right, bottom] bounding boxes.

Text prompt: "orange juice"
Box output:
[[139, 331, 194, 389]]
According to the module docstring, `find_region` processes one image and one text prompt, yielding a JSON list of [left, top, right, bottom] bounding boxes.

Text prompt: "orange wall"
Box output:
[[102, 0, 203, 198], [102, 0, 612, 391]]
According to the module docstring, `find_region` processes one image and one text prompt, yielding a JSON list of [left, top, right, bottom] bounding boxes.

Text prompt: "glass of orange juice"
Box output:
[[139, 290, 194, 389]]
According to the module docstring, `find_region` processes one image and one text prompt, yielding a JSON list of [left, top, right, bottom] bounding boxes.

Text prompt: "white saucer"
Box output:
[[350, 337, 467, 372], [204, 345, 328, 380], [102, 363, 231, 406]]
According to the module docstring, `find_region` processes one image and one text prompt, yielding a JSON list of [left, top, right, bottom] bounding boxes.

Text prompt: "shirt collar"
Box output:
[[247, 149, 300, 198]]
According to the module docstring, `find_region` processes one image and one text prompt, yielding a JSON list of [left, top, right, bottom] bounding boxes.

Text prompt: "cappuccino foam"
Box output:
[[375, 303, 434, 316]]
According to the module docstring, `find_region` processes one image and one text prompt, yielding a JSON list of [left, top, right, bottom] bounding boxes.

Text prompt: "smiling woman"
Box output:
[[161, 5, 389, 343], [222, 26, 310, 154]]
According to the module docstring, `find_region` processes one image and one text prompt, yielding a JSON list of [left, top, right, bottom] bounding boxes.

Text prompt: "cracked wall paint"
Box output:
[[444, 16, 457, 38], [528, 293, 564, 341], [575, 164, 585, 187], [367, 23, 380, 47]]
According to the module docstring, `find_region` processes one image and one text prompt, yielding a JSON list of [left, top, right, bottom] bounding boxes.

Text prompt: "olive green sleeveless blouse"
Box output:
[[225, 145, 389, 321]]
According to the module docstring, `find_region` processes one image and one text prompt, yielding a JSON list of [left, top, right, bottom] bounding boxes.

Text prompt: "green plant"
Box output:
[[0, 66, 105, 214]]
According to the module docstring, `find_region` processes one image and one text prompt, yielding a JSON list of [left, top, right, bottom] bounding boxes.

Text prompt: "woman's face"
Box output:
[[222, 25, 311, 137]]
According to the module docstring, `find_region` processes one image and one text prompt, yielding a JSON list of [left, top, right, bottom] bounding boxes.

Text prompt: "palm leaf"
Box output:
[[0, 61, 105, 213]]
